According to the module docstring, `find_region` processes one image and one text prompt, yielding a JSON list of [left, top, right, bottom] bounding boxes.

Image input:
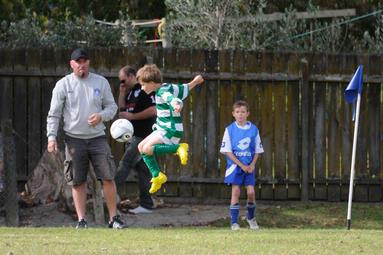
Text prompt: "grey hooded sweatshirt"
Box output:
[[47, 72, 117, 140]]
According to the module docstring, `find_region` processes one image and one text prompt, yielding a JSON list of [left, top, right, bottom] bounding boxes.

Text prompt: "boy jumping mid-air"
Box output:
[[137, 64, 204, 193], [220, 100, 264, 230]]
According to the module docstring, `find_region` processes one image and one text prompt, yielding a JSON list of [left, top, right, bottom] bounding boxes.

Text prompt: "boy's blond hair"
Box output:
[[233, 100, 249, 111], [136, 64, 163, 84]]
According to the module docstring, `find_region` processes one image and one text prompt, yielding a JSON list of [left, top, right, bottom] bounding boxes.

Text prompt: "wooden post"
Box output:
[[88, 166, 105, 225], [206, 50, 219, 177], [1, 119, 19, 226], [300, 59, 309, 201]]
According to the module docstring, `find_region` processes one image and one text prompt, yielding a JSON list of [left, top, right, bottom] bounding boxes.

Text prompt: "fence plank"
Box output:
[[254, 51, 274, 199], [2, 119, 19, 226], [307, 80, 315, 200], [109, 48, 129, 74], [88, 48, 110, 75], [314, 82, 326, 199], [41, 77, 57, 150], [244, 80, 262, 192], [191, 50, 206, 179], [0, 77, 13, 121], [206, 50, 219, 178], [55, 49, 71, 74], [273, 81, 287, 200], [232, 50, 246, 101], [218, 50, 233, 178], [177, 49, 192, 73], [27, 77, 42, 176], [300, 59, 310, 201], [367, 84, 381, 177], [0, 48, 13, 125], [40, 48, 56, 75], [218, 81, 234, 178], [367, 83, 381, 201], [26, 48, 41, 75], [340, 82, 352, 201], [258, 82, 273, 199], [327, 83, 341, 201], [180, 84, 192, 181], [355, 83, 368, 180], [178, 49, 192, 182], [13, 77, 28, 179], [163, 48, 177, 71], [287, 81, 300, 199]]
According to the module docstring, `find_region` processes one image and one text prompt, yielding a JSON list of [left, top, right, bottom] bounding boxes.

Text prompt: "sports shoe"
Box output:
[[176, 143, 189, 165], [231, 223, 240, 231], [128, 206, 153, 214], [149, 172, 167, 194], [76, 219, 88, 229], [108, 215, 126, 229], [247, 218, 259, 230]]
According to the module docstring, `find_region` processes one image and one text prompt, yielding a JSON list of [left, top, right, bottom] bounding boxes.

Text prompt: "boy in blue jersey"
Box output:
[[220, 100, 264, 230]]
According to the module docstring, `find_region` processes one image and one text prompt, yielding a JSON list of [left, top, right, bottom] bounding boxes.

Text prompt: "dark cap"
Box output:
[[70, 48, 89, 61]]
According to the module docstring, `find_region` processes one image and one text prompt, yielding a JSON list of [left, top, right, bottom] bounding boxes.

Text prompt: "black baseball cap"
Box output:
[[70, 48, 89, 61]]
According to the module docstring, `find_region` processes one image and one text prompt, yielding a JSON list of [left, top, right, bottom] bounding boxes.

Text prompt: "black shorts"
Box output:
[[64, 135, 116, 186]]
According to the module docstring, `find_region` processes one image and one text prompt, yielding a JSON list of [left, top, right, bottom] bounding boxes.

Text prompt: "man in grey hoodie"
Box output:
[[46, 48, 125, 229]]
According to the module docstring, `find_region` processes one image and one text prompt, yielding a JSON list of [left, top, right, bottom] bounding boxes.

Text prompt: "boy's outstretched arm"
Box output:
[[187, 75, 204, 90]]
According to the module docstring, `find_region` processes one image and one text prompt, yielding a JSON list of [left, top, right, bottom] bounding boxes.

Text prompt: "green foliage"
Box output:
[[0, 0, 164, 48], [360, 13, 383, 53], [164, 0, 262, 50], [164, 0, 383, 52], [0, 11, 141, 48], [0, 0, 166, 21]]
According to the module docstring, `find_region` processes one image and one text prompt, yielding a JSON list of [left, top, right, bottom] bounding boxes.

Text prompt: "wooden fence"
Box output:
[[0, 48, 382, 201]]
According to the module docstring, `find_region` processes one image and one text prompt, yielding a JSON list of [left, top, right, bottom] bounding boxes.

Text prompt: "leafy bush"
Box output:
[[164, 0, 383, 53], [0, 10, 140, 48]]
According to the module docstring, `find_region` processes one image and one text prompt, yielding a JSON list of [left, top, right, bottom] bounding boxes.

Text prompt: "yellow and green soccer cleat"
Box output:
[[149, 172, 167, 194], [176, 143, 189, 165]]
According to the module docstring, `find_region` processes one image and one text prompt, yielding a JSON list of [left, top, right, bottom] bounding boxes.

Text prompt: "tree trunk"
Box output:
[[23, 150, 105, 223]]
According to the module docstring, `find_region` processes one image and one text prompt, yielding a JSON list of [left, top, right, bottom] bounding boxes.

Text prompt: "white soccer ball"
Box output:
[[110, 119, 134, 143]]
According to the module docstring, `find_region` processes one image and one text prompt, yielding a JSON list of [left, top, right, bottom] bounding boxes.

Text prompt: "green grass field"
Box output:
[[1, 202, 382, 255]]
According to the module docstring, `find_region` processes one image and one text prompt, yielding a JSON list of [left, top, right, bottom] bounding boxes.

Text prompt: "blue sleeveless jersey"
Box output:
[[224, 122, 259, 185]]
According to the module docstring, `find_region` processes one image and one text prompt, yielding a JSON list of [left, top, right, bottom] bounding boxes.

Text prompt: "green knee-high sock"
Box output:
[[153, 144, 180, 155], [141, 154, 160, 177]]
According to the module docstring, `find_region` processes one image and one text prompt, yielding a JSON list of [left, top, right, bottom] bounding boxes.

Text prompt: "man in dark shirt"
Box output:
[[115, 65, 156, 213]]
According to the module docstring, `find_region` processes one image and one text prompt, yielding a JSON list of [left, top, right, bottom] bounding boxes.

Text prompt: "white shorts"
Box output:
[[152, 129, 181, 145]]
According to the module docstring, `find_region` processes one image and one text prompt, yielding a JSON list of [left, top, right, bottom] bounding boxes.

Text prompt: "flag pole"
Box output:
[[346, 92, 362, 230]]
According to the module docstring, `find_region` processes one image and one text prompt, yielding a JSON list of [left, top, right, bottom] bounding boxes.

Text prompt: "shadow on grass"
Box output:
[[209, 202, 383, 230]]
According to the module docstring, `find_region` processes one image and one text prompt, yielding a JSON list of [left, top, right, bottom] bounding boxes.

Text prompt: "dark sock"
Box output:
[[230, 204, 240, 225], [247, 202, 256, 220]]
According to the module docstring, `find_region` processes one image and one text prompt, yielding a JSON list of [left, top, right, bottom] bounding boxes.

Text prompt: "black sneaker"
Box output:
[[108, 215, 126, 229], [76, 219, 88, 229]]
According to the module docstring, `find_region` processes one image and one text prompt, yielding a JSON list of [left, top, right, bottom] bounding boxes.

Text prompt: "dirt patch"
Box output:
[[0, 201, 275, 228]]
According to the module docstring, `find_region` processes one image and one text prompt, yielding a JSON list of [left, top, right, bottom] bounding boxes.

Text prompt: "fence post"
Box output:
[[88, 166, 105, 225], [1, 119, 19, 226], [300, 59, 309, 202], [0, 132, 4, 207]]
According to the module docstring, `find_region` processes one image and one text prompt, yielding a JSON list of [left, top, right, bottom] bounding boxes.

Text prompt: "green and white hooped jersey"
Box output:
[[155, 83, 189, 143]]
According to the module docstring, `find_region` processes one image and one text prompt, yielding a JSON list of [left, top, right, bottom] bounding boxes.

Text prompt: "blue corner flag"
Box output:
[[344, 65, 363, 120], [345, 65, 364, 230]]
